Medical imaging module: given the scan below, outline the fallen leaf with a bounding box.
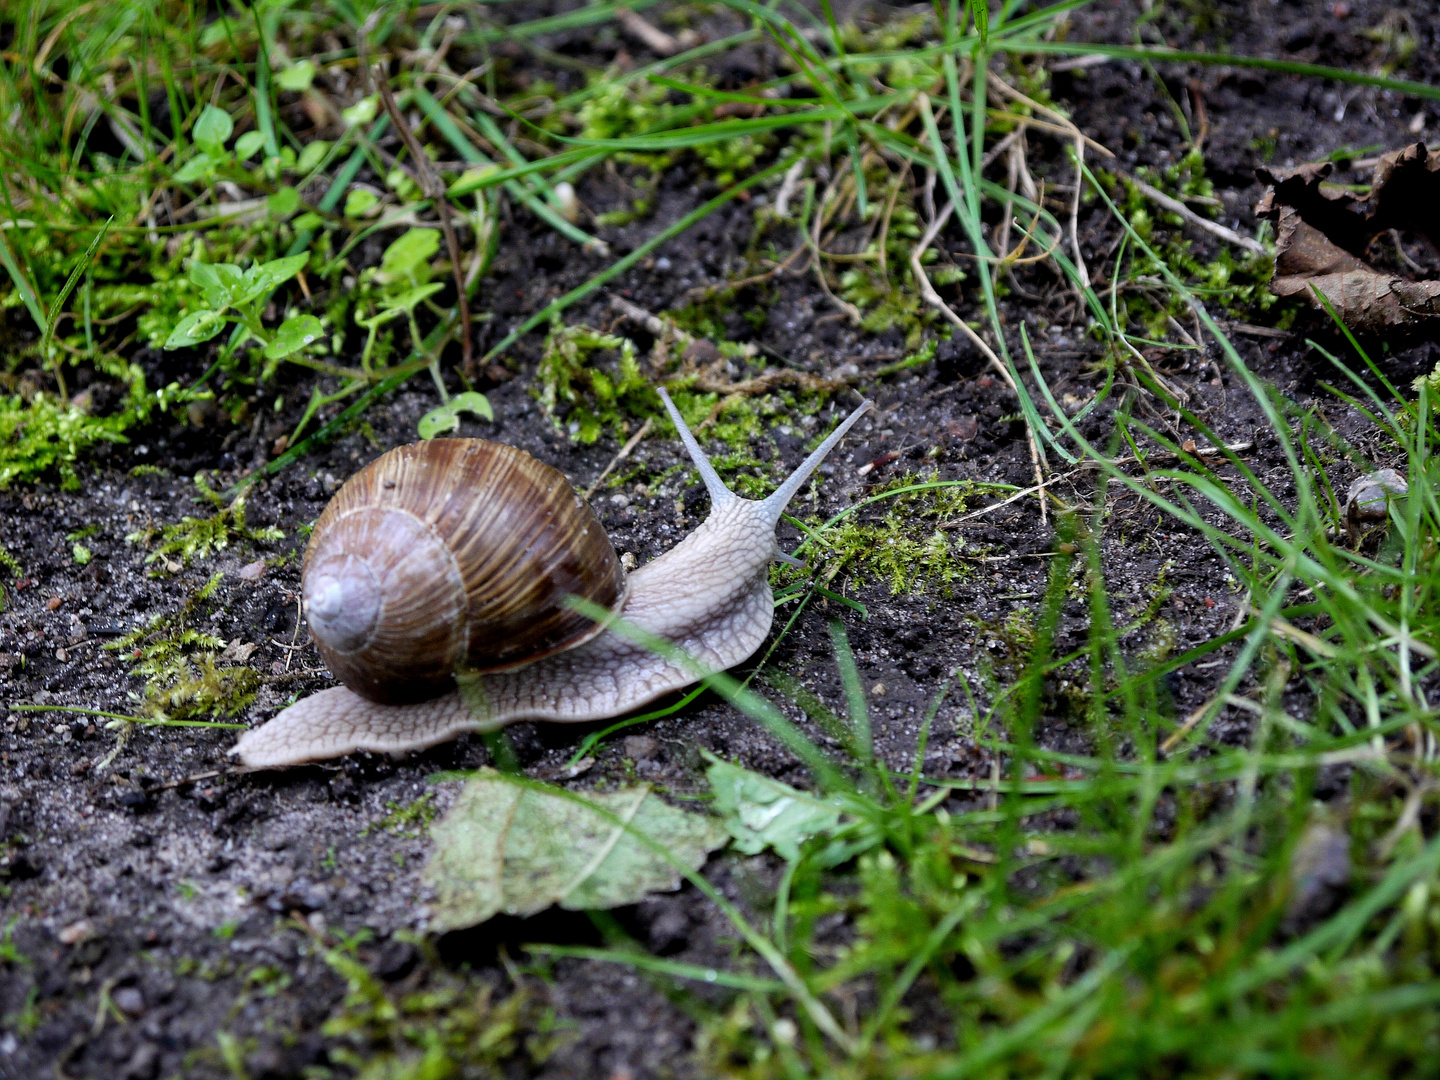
[705,755,843,862]
[425,769,727,931]
[1256,143,1440,332]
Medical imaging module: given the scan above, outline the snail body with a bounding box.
[234,389,870,768]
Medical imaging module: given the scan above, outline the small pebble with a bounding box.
[237,558,267,582]
[58,918,94,945]
[623,735,659,761]
[112,985,145,1017]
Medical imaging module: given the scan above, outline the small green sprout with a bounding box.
[162,253,323,365]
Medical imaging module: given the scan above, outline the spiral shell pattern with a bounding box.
[302,439,628,704]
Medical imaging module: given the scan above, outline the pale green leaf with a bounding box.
[296,140,331,173]
[234,131,266,161]
[192,104,233,155]
[341,94,378,128]
[188,262,243,309]
[343,188,379,219]
[706,755,842,861]
[236,254,309,305]
[377,282,444,315]
[173,152,217,183]
[380,227,441,282]
[274,59,316,92]
[418,391,493,440]
[267,186,301,220]
[164,310,227,349]
[263,314,324,360]
[450,391,493,422]
[417,407,458,441]
[426,769,728,932]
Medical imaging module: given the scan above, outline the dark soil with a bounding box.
[3,2,1438,1077]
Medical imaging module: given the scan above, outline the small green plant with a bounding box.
[0,916,28,967]
[362,794,440,838]
[0,544,19,612]
[0,390,151,491]
[108,574,261,721]
[322,943,567,1074]
[795,475,987,595]
[1,987,40,1037]
[174,104,284,185]
[127,475,282,573]
[162,253,323,365]
[1108,151,1282,339]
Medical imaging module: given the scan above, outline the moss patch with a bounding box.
[797,474,992,595]
[0,391,147,491]
[322,940,567,1075]
[107,574,260,721]
[126,475,282,573]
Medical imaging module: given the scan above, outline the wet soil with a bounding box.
[3,2,1439,1077]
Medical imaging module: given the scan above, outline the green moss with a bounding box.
[833,196,946,348]
[800,474,984,595]
[1106,151,1283,337]
[0,545,15,614]
[107,573,260,720]
[362,793,440,838]
[535,323,657,443]
[126,474,282,573]
[322,941,567,1075]
[0,390,149,490]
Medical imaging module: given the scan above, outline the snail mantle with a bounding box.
[233,389,872,768]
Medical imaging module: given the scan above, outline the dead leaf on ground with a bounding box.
[425,769,728,932]
[1256,143,1440,332]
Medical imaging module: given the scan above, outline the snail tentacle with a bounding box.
[656,387,735,508]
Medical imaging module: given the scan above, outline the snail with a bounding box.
[1344,467,1408,542]
[233,388,872,767]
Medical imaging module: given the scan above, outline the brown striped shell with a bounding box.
[301,439,628,704]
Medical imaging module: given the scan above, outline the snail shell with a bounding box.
[302,439,628,704]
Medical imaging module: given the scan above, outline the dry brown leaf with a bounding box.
[1256,143,1440,332]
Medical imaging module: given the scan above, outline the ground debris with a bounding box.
[1256,143,1440,331]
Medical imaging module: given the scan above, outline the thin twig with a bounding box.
[614,7,679,56]
[1119,172,1266,256]
[584,417,654,500]
[988,76,1115,158]
[808,170,864,325]
[361,20,474,375]
[1159,693,1223,754]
